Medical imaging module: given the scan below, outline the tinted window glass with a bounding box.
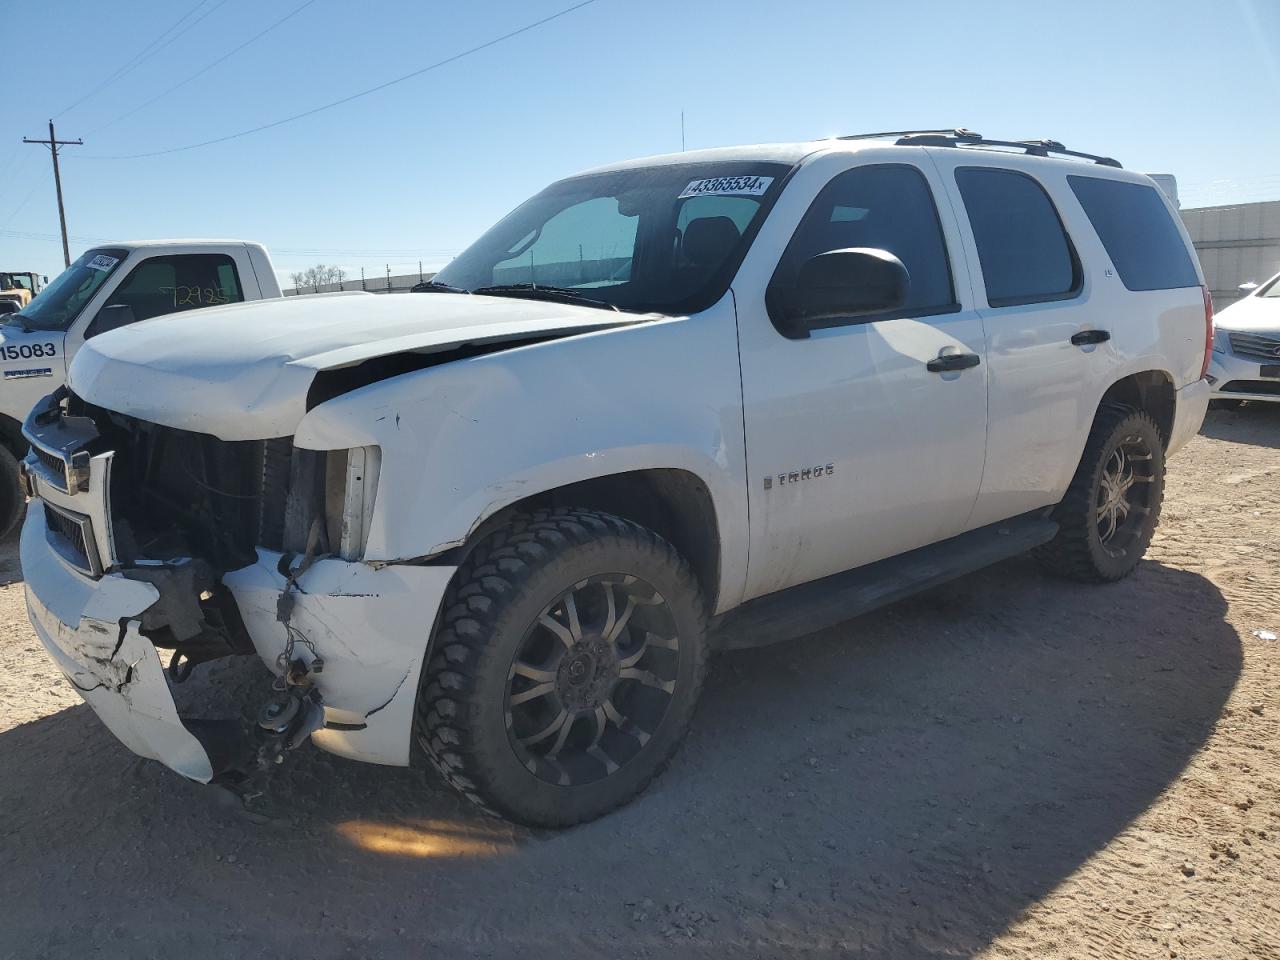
[493,196,638,287]
[99,254,244,330]
[1068,176,1199,291]
[769,164,955,328]
[956,168,1079,307]
[435,162,791,315]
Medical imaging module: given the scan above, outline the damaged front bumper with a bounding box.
[23,505,216,781]
[22,500,457,784]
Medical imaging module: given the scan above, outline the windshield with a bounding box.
[434,162,792,315]
[1,274,33,292]
[12,248,128,331]
[1260,274,1280,298]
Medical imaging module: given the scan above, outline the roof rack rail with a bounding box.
[836,128,1122,168]
[837,128,982,142]
[899,132,1122,168]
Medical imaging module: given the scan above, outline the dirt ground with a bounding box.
[2,408,1279,960]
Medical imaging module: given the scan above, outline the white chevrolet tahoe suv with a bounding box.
[20,130,1211,827]
[0,240,281,535]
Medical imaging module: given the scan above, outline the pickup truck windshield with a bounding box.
[434,161,793,315]
[11,248,128,332]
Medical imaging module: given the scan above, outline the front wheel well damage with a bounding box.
[1099,370,1176,448]
[452,468,723,613]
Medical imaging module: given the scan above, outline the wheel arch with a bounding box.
[445,468,724,614]
[1098,369,1176,448]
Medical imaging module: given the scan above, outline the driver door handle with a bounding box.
[1070,329,1111,346]
[926,352,981,373]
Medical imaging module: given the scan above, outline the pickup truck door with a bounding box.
[64,244,263,361]
[733,153,989,601]
[0,327,67,419]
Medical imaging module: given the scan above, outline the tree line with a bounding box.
[289,264,347,292]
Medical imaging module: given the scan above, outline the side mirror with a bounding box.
[1238,281,1260,296]
[771,248,910,335]
[87,303,137,338]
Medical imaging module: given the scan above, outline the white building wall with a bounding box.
[1181,200,1280,307]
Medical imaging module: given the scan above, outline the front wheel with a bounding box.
[415,508,709,827]
[1037,404,1165,582]
[0,445,26,539]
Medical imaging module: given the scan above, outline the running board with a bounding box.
[710,512,1059,651]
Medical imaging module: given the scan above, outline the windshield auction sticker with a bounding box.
[678,175,774,199]
[86,254,119,272]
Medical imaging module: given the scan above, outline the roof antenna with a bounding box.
[681,111,686,152]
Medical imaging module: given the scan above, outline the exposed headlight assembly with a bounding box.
[324,446,380,561]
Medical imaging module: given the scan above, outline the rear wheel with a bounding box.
[1037,404,1165,582]
[415,508,709,827]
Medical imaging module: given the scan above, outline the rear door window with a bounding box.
[92,254,244,335]
[1068,176,1199,291]
[955,168,1081,308]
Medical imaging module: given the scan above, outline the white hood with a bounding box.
[69,291,643,440]
[1215,294,1280,333]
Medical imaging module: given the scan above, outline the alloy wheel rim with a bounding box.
[1095,434,1156,557]
[505,574,680,787]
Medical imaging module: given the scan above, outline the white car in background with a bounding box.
[1208,271,1280,408]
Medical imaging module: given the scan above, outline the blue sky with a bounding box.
[3,0,1278,285]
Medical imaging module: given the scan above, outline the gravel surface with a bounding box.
[2,407,1279,959]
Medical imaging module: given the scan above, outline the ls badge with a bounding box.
[763,463,834,490]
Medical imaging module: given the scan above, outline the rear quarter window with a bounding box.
[1067,176,1200,291]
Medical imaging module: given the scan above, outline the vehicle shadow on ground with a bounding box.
[1200,403,1280,448]
[0,557,1238,959]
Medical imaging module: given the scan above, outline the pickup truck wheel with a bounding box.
[415,508,709,827]
[1037,404,1165,582]
[0,445,25,539]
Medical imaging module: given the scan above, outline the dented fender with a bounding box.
[221,550,456,766]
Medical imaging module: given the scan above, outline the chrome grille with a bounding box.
[30,445,67,490]
[1228,331,1280,364]
[43,501,102,577]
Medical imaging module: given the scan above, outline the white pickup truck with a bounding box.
[20,131,1211,827]
[0,241,281,533]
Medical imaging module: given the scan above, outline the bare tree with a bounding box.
[290,265,347,293]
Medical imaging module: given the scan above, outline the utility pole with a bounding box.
[23,120,82,268]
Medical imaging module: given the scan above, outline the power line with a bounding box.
[90,0,321,135]
[55,0,231,118]
[0,171,52,228]
[272,246,459,257]
[81,0,602,160]
[0,228,109,244]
